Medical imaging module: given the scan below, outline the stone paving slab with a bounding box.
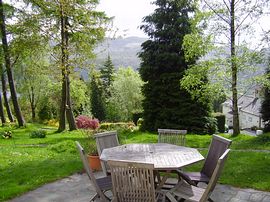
[8,172,270,202]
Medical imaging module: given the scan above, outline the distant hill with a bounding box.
[94,36,147,70]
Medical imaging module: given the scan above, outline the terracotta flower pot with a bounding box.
[87,155,102,171]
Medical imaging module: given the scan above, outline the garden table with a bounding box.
[100,143,204,190]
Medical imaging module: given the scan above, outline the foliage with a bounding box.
[107,67,144,121]
[29,130,47,138]
[87,140,98,156]
[261,66,270,132]
[213,113,226,133]
[1,130,12,139]
[138,0,213,133]
[70,79,90,117]
[25,0,110,131]
[45,119,59,127]
[137,118,143,128]
[99,122,135,132]
[132,112,143,126]
[181,0,268,136]
[100,55,115,99]
[90,71,106,121]
[38,99,57,121]
[75,115,99,130]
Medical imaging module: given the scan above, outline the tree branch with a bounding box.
[203,0,230,25]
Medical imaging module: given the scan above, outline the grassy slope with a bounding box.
[1,125,270,201]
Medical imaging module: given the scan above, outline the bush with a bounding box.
[45,119,59,127]
[100,122,135,131]
[29,130,47,138]
[251,126,258,131]
[213,113,226,133]
[204,116,217,135]
[75,115,99,130]
[132,112,143,125]
[1,131,12,139]
[137,118,143,127]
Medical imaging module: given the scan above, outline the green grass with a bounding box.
[1,125,270,201]
[0,124,87,201]
[185,150,270,191]
[119,130,270,150]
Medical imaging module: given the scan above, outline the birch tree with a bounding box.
[181,0,267,136]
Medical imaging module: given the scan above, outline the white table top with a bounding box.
[100,143,204,170]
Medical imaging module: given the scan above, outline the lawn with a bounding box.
[1,124,270,201]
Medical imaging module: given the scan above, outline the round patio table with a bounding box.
[100,143,204,170]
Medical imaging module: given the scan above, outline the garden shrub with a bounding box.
[132,112,143,125]
[1,131,12,139]
[213,113,226,133]
[46,119,59,127]
[251,126,258,131]
[38,103,57,121]
[100,122,135,131]
[29,130,47,138]
[207,117,218,135]
[137,118,143,127]
[75,115,99,130]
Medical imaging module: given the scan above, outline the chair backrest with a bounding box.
[75,141,109,202]
[108,160,156,202]
[201,135,232,178]
[158,128,187,146]
[200,149,230,202]
[95,131,119,175]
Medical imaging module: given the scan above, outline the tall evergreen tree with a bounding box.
[90,72,106,121]
[261,63,270,132]
[139,0,213,133]
[28,0,109,132]
[100,55,115,99]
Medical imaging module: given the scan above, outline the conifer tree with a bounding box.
[139,0,213,133]
[100,55,115,99]
[261,64,270,132]
[90,72,106,121]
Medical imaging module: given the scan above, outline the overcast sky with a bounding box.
[97,0,156,38]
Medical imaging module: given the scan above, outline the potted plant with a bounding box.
[75,115,102,171]
[87,136,101,171]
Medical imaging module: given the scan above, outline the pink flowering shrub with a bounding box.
[75,115,100,130]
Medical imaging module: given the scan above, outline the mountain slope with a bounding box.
[94,36,147,70]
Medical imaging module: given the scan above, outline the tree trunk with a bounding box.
[66,75,76,130]
[58,4,68,132]
[230,0,240,136]
[1,64,14,122]
[58,3,76,132]
[0,0,25,126]
[29,86,36,122]
[0,93,5,124]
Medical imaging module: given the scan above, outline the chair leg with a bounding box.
[208,197,214,202]
[165,192,178,202]
[90,193,98,201]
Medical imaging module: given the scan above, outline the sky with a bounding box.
[97,0,156,38]
[97,0,270,48]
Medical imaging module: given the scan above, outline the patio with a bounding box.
[9,172,270,202]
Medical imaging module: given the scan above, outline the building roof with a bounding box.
[223,94,262,117]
